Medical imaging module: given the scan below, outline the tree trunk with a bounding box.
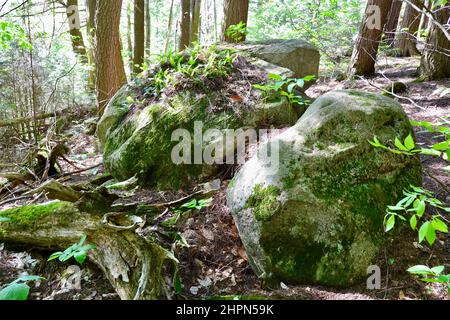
[222,0,249,43]
[164,0,175,53]
[384,0,403,46]
[66,0,88,64]
[396,0,422,57]
[95,0,127,116]
[419,5,450,80]
[347,0,391,76]
[0,202,175,300]
[145,0,151,57]
[190,0,201,43]
[179,0,191,50]
[134,0,145,74]
[85,0,97,90]
[127,2,134,74]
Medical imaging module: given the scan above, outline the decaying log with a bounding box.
[0,201,176,300]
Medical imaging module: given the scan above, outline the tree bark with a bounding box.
[396,0,422,56]
[85,0,97,90]
[164,0,175,53]
[190,0,201,43]
[222,0,249,43]
[127,2,134,74]
[179,0,191,50]
[66,0,88,64]
[384,0,403,46]
[145,0,151,57]
[347,0,391,76]
[95,0,127,116]
[419,5,450,80]
[134,0,145,74]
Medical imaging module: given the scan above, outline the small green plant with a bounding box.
[161,198,213,228]
[407,265,450,296]
[225,22,248,42]
[0,275,44,300]
[48,235,96,265]
[253,73,314,107]
[383,186,449,245]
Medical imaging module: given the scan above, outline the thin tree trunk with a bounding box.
[145,0,151,57]
[86,0,97,91]
[66,0,88,64]
[95,0,127,116]
[384,0,403,46]
[396,0,422,57]
[164,0,175,53]
[179,0,191,50]
[419,5,450,80]
[190,0,201,43]
[134,0,145,73]
[222,0,249,43]
[127,2,134,74]
[347,0,391,76]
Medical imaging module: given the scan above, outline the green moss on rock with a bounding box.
[245,184,282,221]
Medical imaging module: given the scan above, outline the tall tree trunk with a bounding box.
[145,0,151,57]
[384,0,403,46]
[419,5,450,80]
[86,0,97,90]
[127,3,134,74]
[66,0,88,64]
[164,0,175,53]
[95,0,127,117]
[134,0,145,74]
[222,0,249,43]
[347,0,391,77]
[179,0,191,50]
[396,0,422,57]
[190,0,201,43]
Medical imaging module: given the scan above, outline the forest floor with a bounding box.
[0,57,449,300]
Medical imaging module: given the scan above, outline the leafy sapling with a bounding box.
[407,265,450,296]
[48,235,96,265]
[0,275,44,300]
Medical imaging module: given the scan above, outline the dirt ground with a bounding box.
[0,57,449,300]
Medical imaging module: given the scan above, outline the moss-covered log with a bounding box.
[0,201,176,300]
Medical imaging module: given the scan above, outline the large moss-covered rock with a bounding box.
[227,90,422,287]
[97,57,301,189]
[233,39,320,80]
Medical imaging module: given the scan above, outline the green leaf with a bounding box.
[268,73,283,81]
[395,138,408,151]
[287,82,296,93]
[431,218,448,233]
[415,200,426,217]
[425,223,436,246]
[12,275,44,284]
[0,217,10,222]
[74,250,87,265]
[410,215,417,230]
[47,252,63,261]
[407,265,433,275]
[385,214,395,232]
[430,266,445,275]
[0,283,30,300]
[420,148,442,157]
[418,221,429,243]
[432,140,449,151]
[404,134,415,151]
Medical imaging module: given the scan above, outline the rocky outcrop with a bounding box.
[227,90,422,287]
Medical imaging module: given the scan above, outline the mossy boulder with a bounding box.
[97,56,302,189]
[227,90,422,287]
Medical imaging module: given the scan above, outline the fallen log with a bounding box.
[0,112,62,128]
[0,201,177,300]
